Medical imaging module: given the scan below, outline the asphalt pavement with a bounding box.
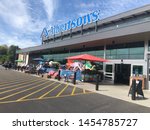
[0,66,150,113]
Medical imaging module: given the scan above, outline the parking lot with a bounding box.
[0,69,92,104]
[0,66,150,113]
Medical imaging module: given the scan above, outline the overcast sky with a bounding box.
[0,0,150,48]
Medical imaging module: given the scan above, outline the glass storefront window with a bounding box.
[129,47,144,59]
[129,54,144,59]
[106,41,144,59]
[117,54,129,59]
[132,65,143,75]
[129,47,144,54]
[116,48,129,59]
[106,64,113,73]
[43,49,104,62]
[117,48,128,55]
[111,49,117,55]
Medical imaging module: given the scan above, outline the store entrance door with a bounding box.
[114,64,131,85]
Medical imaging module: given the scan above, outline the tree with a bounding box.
[0,45,20,64]
[0,45,8,55]
[0,45,8,64]
[0,55,8,64]
[8,45,19,63]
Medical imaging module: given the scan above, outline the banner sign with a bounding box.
[42,10,100,38]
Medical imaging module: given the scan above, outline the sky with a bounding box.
[0,0,150,49]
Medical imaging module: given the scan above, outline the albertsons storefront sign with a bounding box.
[42,10,100,37]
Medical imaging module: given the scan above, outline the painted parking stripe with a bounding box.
[0,78,44,93]
[0,80,51,100]
[0,79,45,98]
[56,84,69,97]
[0,78,28,85]
[0,78,41,90]
[71,86,76,95]
[0,92,94,104]
[0,78,37,86]
[0,73,33,84]
[83,89,86,94]
[38,83,62,99]
[0,84,94,104]
[17,81,56,101]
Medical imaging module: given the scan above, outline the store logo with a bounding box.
[42,10,100,37]
[41,28,48,38]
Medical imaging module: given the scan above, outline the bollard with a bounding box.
[96,74,99,91]
[58,70,61,81]
[73,71,76,85]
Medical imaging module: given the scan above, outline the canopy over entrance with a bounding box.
[66,54,108,62]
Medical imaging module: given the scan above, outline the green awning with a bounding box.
[15,59,24,62]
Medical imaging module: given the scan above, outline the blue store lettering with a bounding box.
[42,10,100,37]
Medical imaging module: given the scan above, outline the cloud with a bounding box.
[0,0,54,48]
[0,32,39,48]
[0,0,30,30]
[80,3,97,8]
[0,0,48,32]
[76,0,150,19]
[78,11,93,17]
[101,0,150,16]
[42,0,57,21]
[76,2,99,17]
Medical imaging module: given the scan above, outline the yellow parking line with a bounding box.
[0,74,34,84]
[83,89,86,94]
[0,80,50,100]
[38,83,62,99]
[0,79,23,85]
[34,92,94,101]
[0,92,94,104]
[56,84,68,97]
[71,86,76,95]
[0,78,34,86]
[0,79,44,94]
[17,81,56,101]
[0,78,40,90]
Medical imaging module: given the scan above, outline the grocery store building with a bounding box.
[16,4,150,89]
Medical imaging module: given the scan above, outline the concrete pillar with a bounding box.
[144,40,149,89]
[25,53,29,65]
[17,54,24,66]
[103,44,106,80]
[103,44,106,59]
